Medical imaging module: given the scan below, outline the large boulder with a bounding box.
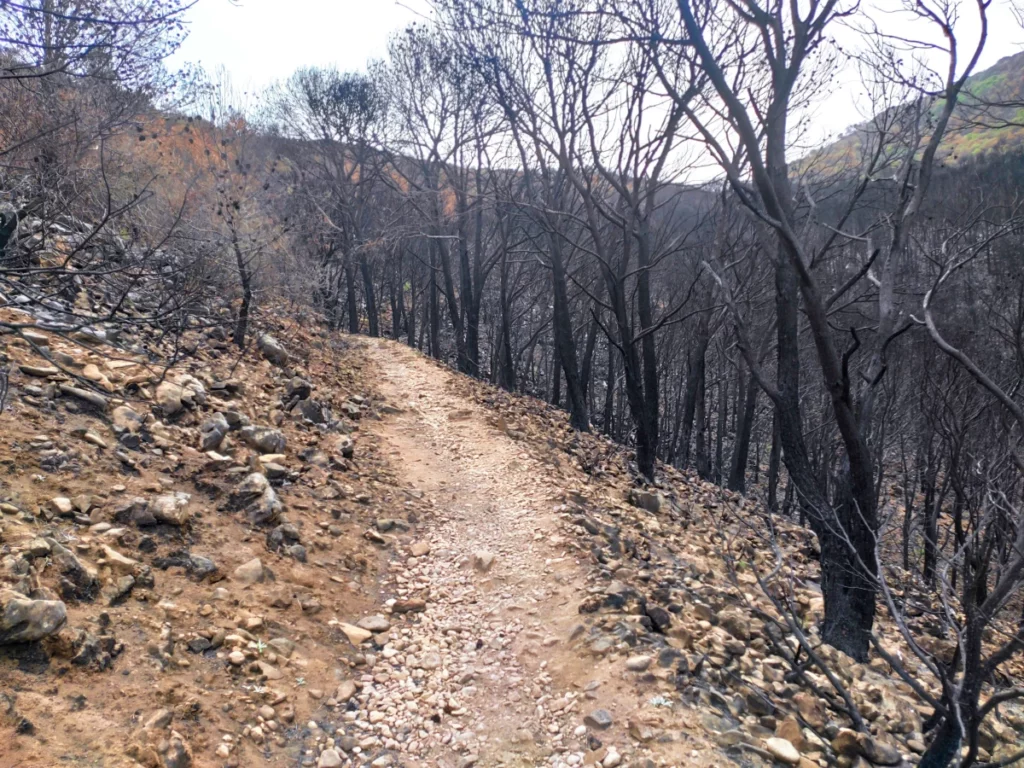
[112,405,144,434]
[299,399,331,425]
[199,413,230,451]
[258,334,289,367]
[239,426,287,454]
[233,558,268,586]
[231,472,283,526]
[0,589,67,644]
[148,493,191,526]
[155,376,207,416]
[47,539,99,602]
[155,381,184,415]
[286,377,312,400]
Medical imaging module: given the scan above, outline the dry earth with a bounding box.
[0,323,719,768]
[356,338,720,768]
[2,322,1022,768]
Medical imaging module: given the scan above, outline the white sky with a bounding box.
[170,0,435,95]
[170,0,1024,147]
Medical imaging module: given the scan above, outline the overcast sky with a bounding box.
[169,0,1024,147]
[170,0,434,94]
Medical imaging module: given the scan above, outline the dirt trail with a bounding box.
[355,338,715,768]
[361,338,592,767]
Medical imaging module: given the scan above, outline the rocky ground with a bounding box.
[1,300,1023,768]
[0,311,394,768]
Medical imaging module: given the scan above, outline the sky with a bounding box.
[169,0,434,94]
[169,0,1024,147]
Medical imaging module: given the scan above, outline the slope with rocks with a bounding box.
[0,308,405,768]
[360,343,1024,768]
[2,301,1023,768]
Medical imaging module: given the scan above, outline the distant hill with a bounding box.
[803,50,1024,173]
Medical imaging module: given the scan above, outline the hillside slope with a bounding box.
[805,50,1024,171]
[1,309,1023,767]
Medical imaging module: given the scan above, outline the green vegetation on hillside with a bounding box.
[804,50,1024,171]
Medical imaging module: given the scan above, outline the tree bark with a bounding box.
[695,368,711,480]
[548,233,589,431]
[603,340,616,436]
[728,367,759,493]
[345,258,359,334]
[498,249,516,390]
[680,307,711,469]
[232,237,252,349]
[767,407,782,512]
[715,375,726,485]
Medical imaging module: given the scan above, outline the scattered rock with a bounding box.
[156,380,185,415]
[239,426,287,454]
[199,413,230,451]
[232,472,283,526]
[356,615,391,633]
[112,405,144,433]
[49,497,74,516]
[59,384,108,410]
[776,716,808,752]
[585,709,613,730]
[765,737,801,765]
[257,334,289,367]
[627,488,662,513]
[338,623,373,646]
[335,680,357,702]
[625,655,652,672]
[20,364,58,378]
[392,598,427,614]
[472,550,495,573]
[48,540,99,601]
[148,493,191,526]
[410,541,431,557]
[0,590,67,644]
[233,558,268,586]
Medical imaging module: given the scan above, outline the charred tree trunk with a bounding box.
[680,308,711,469]
[715,376,726,485]
[498,260,516,391]
[428,252,441,359]
[603,341,616,436]
[360,252,379,336]
[345,259,359,334]
[551,342,562,407]
[548,235,589,432]
[403,266,411,348]
[580,314,599,404]
[728,368,759,493]
[767,407,782,512]
[231,236,252,349]
[695,369,711,480]
[635,230,660,481]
